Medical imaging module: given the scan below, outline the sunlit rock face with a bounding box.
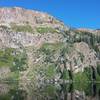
[0,7,66,29]
[0,7,99,82]
[0,7,52,24]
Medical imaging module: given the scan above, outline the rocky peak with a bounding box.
[0,7,65,29]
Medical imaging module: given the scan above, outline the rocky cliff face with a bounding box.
[0,7,66,47]
[0,7,100,82]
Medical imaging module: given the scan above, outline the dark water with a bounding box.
[0,81,100,100]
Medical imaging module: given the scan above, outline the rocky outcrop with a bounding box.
[0,7,99,81]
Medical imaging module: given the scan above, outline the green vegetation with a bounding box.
[39,42,64,54]
[97,63,100,76]
[45,64,57,79]
[36,27,58,34]
[38,43,74,80]
[62,29,100,59]
[11,23,33,33]
[74,72,90,82]
[5,71,19,81]
[0,48,27,71]
[45,84,56,96]
[0,94,11,100]
[84,67,91,79]
[96,64,100,81]
[74,68,91,82]
[11,52,27,72]
[8,89,27,100]
[0,48,27,80]
[96,74,100,81]
[61,69,69,80]
[74,67,100,82]
[74,82,92,95]
[30,63,57,80]
[0,48,15,67]
[0,88,27,100]
[73,31,100,54]
[39,43,64,63]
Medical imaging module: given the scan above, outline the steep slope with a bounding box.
[0,7,99,82]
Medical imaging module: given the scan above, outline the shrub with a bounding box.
[0,48,14,67]
[11,23,33,33]
[36,27,57,34]
[45,64,56,79]
[11,52,27,72]
[97,64,100,76]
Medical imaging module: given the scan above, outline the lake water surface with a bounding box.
[0,81,100,100]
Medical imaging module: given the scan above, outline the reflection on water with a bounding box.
[0,81,100,100]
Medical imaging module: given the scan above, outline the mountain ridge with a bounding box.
[0,7,99,83]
